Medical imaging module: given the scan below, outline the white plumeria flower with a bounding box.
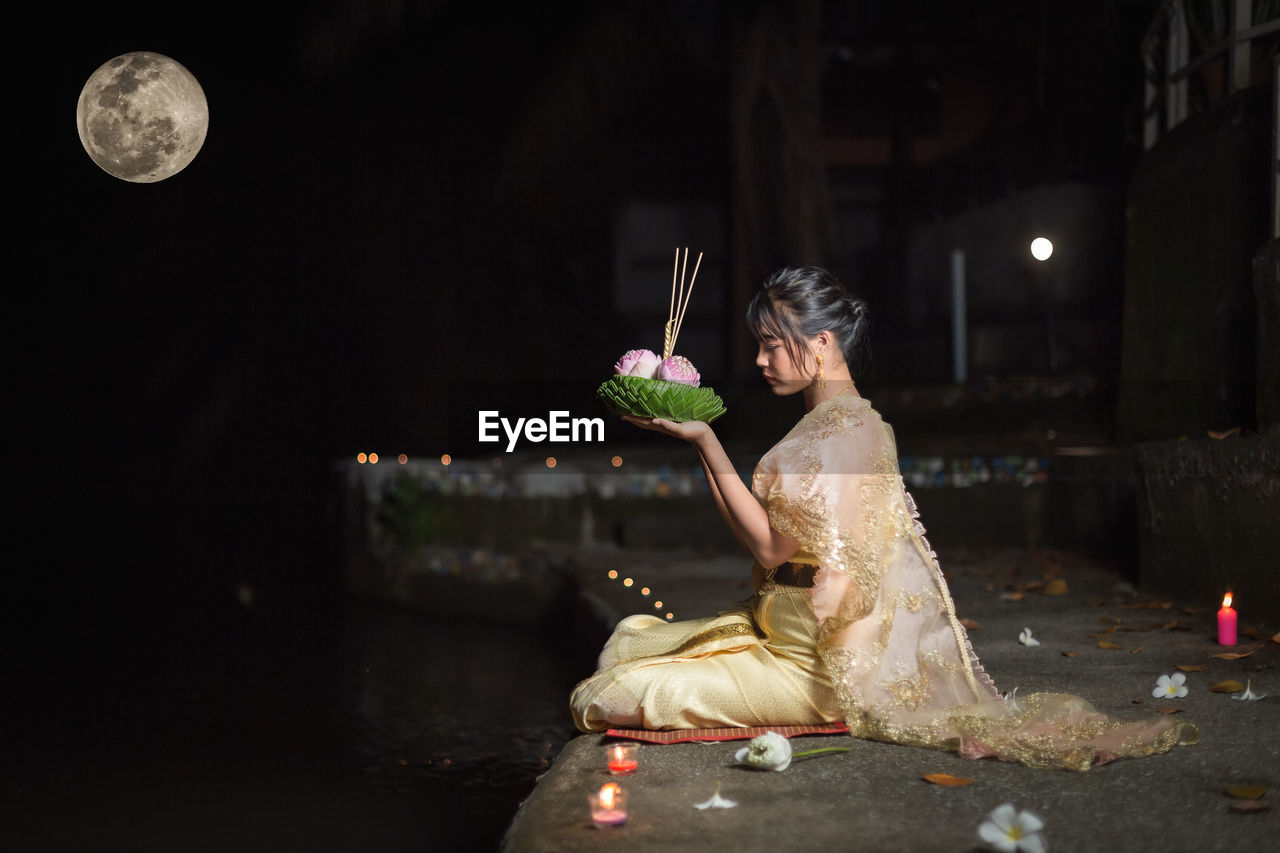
[694,782,737,810]
[978,803,1046,853]
[1003,686,1021,713]
[1153,673,1188,699]
[1018,628,1040,647]
[1231,680,1266,701]
[735,731,792,771]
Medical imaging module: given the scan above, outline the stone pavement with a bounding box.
[504,544,1279,852]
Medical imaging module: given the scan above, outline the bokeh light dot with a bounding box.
[623,578,633,587]
[607,570,618,580]
[441,454,452,466]
[611,456,623,467]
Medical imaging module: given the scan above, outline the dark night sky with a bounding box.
[15,1,1161,627]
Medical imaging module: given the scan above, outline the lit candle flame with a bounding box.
[600,782,619,809]
[1222,592,1233,608]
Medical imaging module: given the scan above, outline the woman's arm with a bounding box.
[693,447,751,552]
[621,416,801,568]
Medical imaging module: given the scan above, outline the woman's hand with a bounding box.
[620,414,712,444]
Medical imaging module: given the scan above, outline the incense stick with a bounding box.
[672,251,702,352]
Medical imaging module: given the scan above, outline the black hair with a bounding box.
[745,266,870,377]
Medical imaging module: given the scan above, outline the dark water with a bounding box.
[8,589,591,853]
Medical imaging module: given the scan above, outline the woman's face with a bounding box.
[755,334,814,396]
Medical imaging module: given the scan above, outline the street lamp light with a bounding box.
[1030,236,1056,372]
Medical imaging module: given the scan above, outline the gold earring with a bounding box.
[815,353,826,389]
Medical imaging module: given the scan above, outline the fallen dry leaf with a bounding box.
[1207,427,1240,439]
[1001,591,1024,602]
[1240,626,1266,640]
[1041,579,1068,596]
[1180,606,1204,615]
[1130,646,1143,654]
[1228,800,1270,814]
[1061,651,1078,658]
[1131,698,1145,704]
[959,618,981,631]
[1225,785,1266,799]
[1176,664,1208,672]
[1085,598,1105,607]
[1097,641,1124,650]
[923,773,975,786]
[1155,707,1184,714]
[1094,625,1119,636]
[1211,652,1254,660]
[1210,680,1247,693]
[1097,615,1120,624]
[1273,631,1280,644]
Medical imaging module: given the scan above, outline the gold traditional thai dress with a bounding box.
[570,394,1198,770]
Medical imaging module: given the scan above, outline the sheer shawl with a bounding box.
[751,394,1198,771]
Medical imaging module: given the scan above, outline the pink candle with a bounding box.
[607,743,638,775]
[1217,592,1237,646]
[589,783,628,827]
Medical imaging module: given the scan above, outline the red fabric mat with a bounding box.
[603,722,849,744]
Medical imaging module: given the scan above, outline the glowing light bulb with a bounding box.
[1030,237,1053,261]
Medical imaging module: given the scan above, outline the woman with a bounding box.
[571,266,1196,770]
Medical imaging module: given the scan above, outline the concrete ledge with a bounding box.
[503,548,1278,852]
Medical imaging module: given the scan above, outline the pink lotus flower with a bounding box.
[614,349,660,378]
[657,355,700,386]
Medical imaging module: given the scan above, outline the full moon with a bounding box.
[76,51,209,183]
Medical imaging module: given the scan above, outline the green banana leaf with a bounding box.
[596,375,726,423]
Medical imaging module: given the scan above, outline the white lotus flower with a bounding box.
[735,731,791,771]
[694,782,737,810]
[978,803,1046,853]
[1153,673,1188,699]
[1018,628,1040,647]
[1231,680,1265,701]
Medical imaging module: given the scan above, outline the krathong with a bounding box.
[597,248,726,423]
